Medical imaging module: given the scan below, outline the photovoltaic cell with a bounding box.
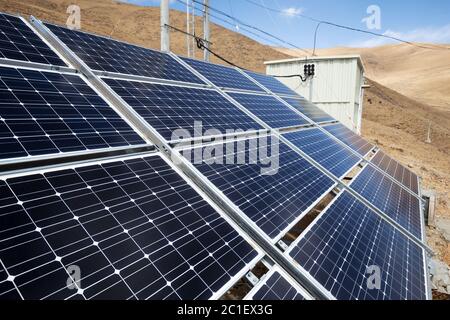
[0,155,259,300]
[183,136,336,240]
[103,78,263,141]
[282,96,335,123]
[323,123,373,156]
[44,23,204,84]
[246,269,305,300]
[0,66,145,160]
[350,165,423,240]
[283,128,361,178]
[371,151,419,195]
[289,191,427,300]
[227,92,308,129]
[181,57,265,92]
[244,70,297,96]
[0,13,66,67]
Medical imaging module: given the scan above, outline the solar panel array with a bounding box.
[0,155,260,300]
[283,128,360,178]
[44,23,204,85]
[244,70,297,96]
[181,57,265,92]
[0,14,429,301]
[0,13,66,67]
[323,123,373,156]
[350,165,423,240]
[246,268,305,300]
[0,66,145,160]
[282,96,335,123]
[182,136,336,240]
[103,78,263,141]
[371,150,419,195]
[289,191,426,300]
[227,92,308,129]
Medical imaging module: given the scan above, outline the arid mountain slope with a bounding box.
[0,0,289,72]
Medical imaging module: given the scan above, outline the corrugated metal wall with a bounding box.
[266,57,363,133]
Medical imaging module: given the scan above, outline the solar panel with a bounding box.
[227,92,309,129]
[245,268,306,300]
[0,154,260,300]
[183,136,336,240]
[181,57,265,92]
[371,151,419,195]
[288,191,427,300]
[44,23,204,85]
[350,165,423,240]
[0,13,66,67]
[0,66,145,161]
[282,96,335,123]
[103,78,263,141]
[323,123,373,156]
[283,128,361,178]
[244,70,297,96]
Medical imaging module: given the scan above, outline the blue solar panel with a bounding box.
[371,151,419,195]
[103,78,263,141]
[282,96,335,123]
[183,136,335,240]
[181,57,265,92]
[0,13,66,67]
[0,66,145,160]
[289,191,427,300]
[247,269,305,300]
[283,128,361,178]
[244,70,297,96]
[44,23,204,85]
[323,123,373,156]
[350,165,423,240]
[227,92,309,129]
[0,155,260,300]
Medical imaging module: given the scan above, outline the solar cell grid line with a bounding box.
[0,154,261,300]
[371,150,419,195]
[283,128,361,179]
[0,13,67,67]
[227,92,309,129]
[102,77,264,141]
[323,123,373,156]
[43,23,204,85]
[0,66,147,161]
[245,267,307,300]
[349,164,423,240]
[180,57,265,92]
[288,191,428,300]
[243,70,298,97]
[281,96,335,123]
[182,135,336,241]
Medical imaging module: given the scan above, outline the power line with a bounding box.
[244,0,450,51]
[190,0,311,55]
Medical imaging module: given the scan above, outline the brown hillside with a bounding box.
[0,0,289,72]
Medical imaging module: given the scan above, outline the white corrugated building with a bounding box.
[265,55,366,134]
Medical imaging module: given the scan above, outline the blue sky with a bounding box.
[122,0,450,49]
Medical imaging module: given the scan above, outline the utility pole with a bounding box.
[161,0,170,52]
[203,0,210,61]
[186,0,195,57]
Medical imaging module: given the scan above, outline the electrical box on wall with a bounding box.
[265,55,366,134]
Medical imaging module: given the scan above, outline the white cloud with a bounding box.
[281,7,304,17]
[350,24,450,47]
